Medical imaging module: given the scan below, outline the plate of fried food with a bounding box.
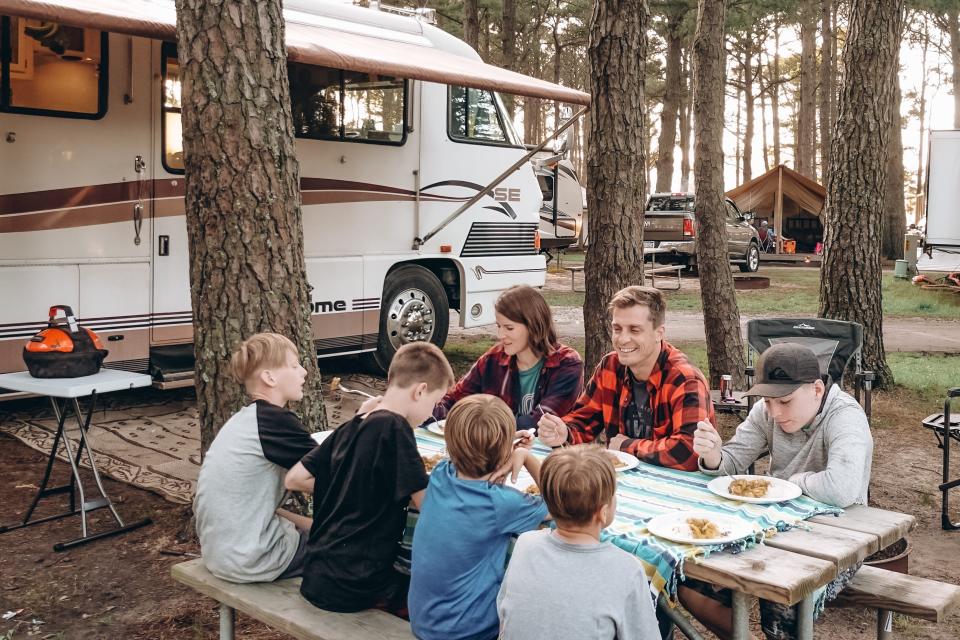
[707,474,802,504]
[646,510,758,545]
[421,453,446,473]
[607,450,640,473]
[426,420,446,437]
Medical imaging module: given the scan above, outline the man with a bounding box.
[538,285,712,471]
[684,342,873,640]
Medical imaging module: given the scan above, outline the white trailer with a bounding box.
[925,130,960,250]
[0,0,589,384]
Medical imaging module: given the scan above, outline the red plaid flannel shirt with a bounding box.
[562,341,713,471]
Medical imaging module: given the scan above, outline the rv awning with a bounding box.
[0,0,591,106]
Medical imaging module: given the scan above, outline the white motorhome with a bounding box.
[533,151,583,252]
[924,130,960,251]
[0,0,589,384]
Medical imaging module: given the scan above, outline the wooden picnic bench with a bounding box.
[171,559,414,640]
[563,263,682,292]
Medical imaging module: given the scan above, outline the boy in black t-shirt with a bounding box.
[285,342,455,615]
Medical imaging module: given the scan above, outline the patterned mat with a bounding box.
[0,373,386,504]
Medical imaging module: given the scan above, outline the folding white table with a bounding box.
[0,369,153,551]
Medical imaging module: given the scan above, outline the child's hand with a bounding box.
[357,395,382,416]
[513,429,535,450]
[490,448,529,485]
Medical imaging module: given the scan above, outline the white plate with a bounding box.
[427,420,445,437]
[646,510,758,546]
[310,430,333,445]
[707,475,802,504]
[505,469,538,494]
[608,450,640,472]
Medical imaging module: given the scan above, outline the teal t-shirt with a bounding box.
[517,358,545,417]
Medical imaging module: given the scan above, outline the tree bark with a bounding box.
[174,0,327,454]
[949,10,960,129]
[734,58,743,186]
[915,19,929,205]
[693,0,746,387]
[760,51,770,171]
[679,51,693,191]
[883,71,906,261]
[583,0,649,372]
[772,29,782,167]
[819,0,903,389]
[819,0,834,177]
[798,0,818,179]
[501,0,517,117]
[742,45,754,183]
[463,0,480,50]
[655,13,683,192]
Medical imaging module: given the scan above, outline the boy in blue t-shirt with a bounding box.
[409,394,548,640]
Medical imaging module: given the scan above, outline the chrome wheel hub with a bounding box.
[385,288,436,350]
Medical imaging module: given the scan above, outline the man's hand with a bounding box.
[357,395,382,416]
[607,434,630,451]
[490,448,530,485]
[693,420,723,469]
[537,413,568,447]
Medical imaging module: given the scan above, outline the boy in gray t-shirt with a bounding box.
[497,447,660,640]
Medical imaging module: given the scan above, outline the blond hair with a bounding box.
[230,333,298,384]
[540,446,616,526]
[445,395,515,478]
[608,285,666,328]
[495,285,558,358]
[387,342,455,392]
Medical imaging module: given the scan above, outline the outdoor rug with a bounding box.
[0,373,386,504]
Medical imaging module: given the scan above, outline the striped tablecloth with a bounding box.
[406,428,842,598]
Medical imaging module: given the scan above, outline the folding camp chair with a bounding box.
[921,388,960,530]
[745,318,875,424]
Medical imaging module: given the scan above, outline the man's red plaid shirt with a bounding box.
[561,341,714,471]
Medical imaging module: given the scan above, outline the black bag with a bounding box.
[23,305,109,378]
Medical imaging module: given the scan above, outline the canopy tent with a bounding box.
[726,164,826,253]
[0,0,591,106]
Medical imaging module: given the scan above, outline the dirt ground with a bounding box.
[1,382,959,639]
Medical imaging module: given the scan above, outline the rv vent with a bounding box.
[461,222,539,258]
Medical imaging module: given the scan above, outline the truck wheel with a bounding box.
[740,243,760,273]
[363,265,450,375]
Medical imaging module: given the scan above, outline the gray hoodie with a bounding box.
[699,385,872,507]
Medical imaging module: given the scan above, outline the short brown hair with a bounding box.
[444,395,514,478]
[540,446,616,526]
[230,333,298,384]
[495,285,558,358]
[608,285,666,328]
[387,342,455,392]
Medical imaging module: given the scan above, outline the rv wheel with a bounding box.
[363,265,450,375]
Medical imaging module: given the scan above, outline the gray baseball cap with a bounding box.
[745,343,822,398]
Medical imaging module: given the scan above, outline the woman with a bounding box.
[432,285,583,430]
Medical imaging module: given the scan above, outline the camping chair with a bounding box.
[921,388,960,530]
[745,317,875,423]
[758,227,776,253]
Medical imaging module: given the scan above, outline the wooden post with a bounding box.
[775,165,784,253]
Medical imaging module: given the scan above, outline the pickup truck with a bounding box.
[643,192,761,273]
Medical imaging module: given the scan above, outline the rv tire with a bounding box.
[363,264,450,375]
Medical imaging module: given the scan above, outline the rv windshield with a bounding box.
[448,86,518,146]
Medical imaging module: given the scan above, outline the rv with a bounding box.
[533,151,584,252]
[0,0,589,384]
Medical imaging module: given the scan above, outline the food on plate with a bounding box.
[728,478,771,498]
[607,453,627,469]
[686,518,721,540]
[524,484,541,496]
[421,453,444,472]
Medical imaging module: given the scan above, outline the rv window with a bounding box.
[448,86,509,144]
[289,63,406,145]
[161,46,183,172]
[0,17,107,118]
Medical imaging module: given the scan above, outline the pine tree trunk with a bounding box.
[819,0,903,389]
[734,61,742,186]
[798,0,817,179]
[501,0,517,117]
[174,0,328,454]
[693,0,746,387]
[915,21,929,202]
[655,14,683,192]
[583,0,649,372]
[950,10,960,129]
[883,72,906,261]
[742,45,754,183]
[464,0,480,50]
[760,54,770,171]
[772,30,782,167]
[679,51,693,191]
[819,0,833,177]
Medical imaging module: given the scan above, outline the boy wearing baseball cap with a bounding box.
[684,342,873,639]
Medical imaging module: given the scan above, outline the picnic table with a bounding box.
[409,428,915,640]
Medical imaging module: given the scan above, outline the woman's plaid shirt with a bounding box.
[562,341,714,471]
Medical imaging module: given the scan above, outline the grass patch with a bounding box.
[542,266,960,319]
[888,352,960,400]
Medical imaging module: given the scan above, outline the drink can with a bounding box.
[720,374,732,400]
